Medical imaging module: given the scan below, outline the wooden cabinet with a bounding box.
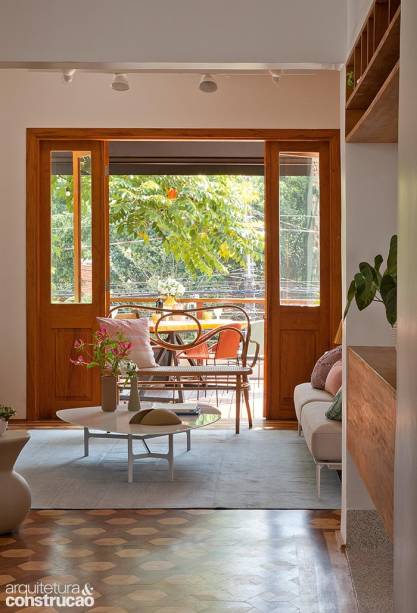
[345,0,400,142]
[348,346,396,538]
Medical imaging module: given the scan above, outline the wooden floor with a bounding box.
[0,509,357,612]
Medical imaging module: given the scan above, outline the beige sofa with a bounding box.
[294,382,342,497]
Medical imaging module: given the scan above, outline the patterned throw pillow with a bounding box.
[311,346,342,390]
[96,317,157,368]
[326,388,342,421]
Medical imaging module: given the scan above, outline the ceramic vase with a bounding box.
[101,374,118,412]
[128,374,141,412]
[0,419,7,436]
[163,295,177,310]
[0,432,31,534]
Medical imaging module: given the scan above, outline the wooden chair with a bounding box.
[108,304,259,433]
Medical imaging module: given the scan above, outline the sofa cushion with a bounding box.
[301,402,342,462]
[326,388,342,421]
[311,346,342,389]
[325,360,343,395]
[96,317,157,368]
[294,383,333,422]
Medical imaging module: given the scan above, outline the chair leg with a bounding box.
[316,463,322,498]
[235,376,241,434]
[242,376,253,429]
[298,422,302,436]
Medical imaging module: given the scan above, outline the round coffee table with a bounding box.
[56,404,220,483]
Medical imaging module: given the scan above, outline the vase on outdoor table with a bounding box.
[163,295,177,310]
[101,374,118,412]
[128,374,141,412]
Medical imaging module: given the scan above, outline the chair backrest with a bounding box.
[106,303,252,366]
[249,320,265,354]
[214,324,242,360]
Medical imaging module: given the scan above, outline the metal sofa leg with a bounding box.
[316,463,322,498]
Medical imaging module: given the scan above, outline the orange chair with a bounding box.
[178,324,243,404]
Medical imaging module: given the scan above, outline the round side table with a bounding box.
[0,431,31,534]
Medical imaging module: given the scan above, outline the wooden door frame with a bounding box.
[27,128,340,421]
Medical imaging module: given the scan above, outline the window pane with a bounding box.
[279,153,320,306]
[50,151,92,303]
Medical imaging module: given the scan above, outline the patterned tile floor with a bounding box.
[0,509,357,612]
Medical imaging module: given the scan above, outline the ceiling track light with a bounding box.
[62,69,76,83]
[199,73,218,93]
[112,73,130,92]
[270,71,282,86]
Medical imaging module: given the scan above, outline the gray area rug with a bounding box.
[16,428,340,509]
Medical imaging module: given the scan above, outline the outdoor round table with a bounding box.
[56,404,221,483]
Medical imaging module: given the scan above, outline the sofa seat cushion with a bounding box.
[301,402,342,462]
[294,383,333,422]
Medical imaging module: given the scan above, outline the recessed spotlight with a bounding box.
[199,74,218,93]
[62,69,76,84]
[112,73,130,92]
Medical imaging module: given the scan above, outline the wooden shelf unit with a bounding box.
[345,0,400,142]
[348,347,396,538]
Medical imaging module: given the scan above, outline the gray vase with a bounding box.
[101,374,118,412]
[128,374,141,412]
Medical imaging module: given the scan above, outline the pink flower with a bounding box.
[95,327,109,343]
[70,355,89,366]
[73,339,85,350]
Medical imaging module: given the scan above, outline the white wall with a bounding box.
[394,0,417,609]
[0,69,339,418]
[340,0,398,541]
[0,0,346,66]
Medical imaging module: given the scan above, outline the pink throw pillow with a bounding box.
[311,345,342,390]
[325,360,343,395]
[97,317,157,369]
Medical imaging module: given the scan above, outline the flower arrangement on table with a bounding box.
[0,405,16,435]
[149,277,185,308]
[71,327,132,412]
[71,327,132,375]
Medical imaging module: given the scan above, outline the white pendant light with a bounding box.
[112,73,130,92]
[199,74,218,93]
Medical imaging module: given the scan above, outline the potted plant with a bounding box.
[344,234,397,327]
[71,327,132,412]
[0,406,16,435]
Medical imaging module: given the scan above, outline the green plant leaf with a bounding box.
[386,234,397,278]
[354,271,377,311]
[359,261,379,286]
[380,274,397,326]
[374,254,383,272]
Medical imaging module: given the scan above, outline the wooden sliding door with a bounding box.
[32,140,108,419]
[264,140,340,420]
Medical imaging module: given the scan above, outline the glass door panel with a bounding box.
[279,152,320,306]
[50,151,92,303]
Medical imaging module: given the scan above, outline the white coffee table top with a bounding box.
[56,404,221,437]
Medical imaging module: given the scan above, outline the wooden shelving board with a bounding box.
[346,62,399,143]
[346,7,400,111]
[348,346,396,538]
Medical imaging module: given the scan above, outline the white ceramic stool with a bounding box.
[0,431,31,534]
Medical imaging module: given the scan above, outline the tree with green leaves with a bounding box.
[109,174,264,279]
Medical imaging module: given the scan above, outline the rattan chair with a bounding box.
[108,304,259,434]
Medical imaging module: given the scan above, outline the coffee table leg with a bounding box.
[186,430,191,451]
[168,434,174,481]
[83,428,89,457]
[128,435,133,483]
